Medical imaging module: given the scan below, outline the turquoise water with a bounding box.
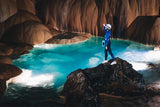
[11,37,160,89]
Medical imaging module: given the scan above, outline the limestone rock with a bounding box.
[63,58,146,106]
[126,16,160,45]
[36,0,159,38]
[46,32,92,44]
[1,21,52,45]
[0,56,12,64]
[0,10,41,39]
[7,42,33,59]
[0,0,17,23]
[17,0,36,15]
[0,63,22,80]
[0,43,13,56]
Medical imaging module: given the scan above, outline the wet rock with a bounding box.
[62,58,146,106]
[1,21,52,45]
[0,0,17,23]
[126,16,160,45]
[0,56,12,64]
[46,32,92,44]
[0,43,13,56]
[6,42,33,59]
[0,63,22,80]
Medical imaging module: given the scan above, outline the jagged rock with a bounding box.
[126,16,160,45]
[0,63,22,80]
[0,0,17,23]
[0,10,41,39]
[17,0,36,15]
[62,58,146,106]
[0,56,12,64]
[1,21,52,45]
[0,43,13,56]
[46,32,92,44]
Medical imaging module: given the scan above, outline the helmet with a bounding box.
[105,24,111,30]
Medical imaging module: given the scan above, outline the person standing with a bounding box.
[103,24,116,65]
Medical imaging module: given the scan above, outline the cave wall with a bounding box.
[36,0,159,38]
[0,0,159,45]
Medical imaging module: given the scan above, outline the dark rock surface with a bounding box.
[62,58,146,106]
[126,16,160,45]
[0,56,12,64]
[0,63,22,96]
[0,43,13,56]
[0,63,22,80]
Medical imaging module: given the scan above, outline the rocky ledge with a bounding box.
[62,58,146,106]
[46,32,92,44]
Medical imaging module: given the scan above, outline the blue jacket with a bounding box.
[104,26,111,46]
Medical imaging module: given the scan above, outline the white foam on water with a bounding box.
[130,62,149,71]
[7,69,54,87]
[88,57,100,66]
[34,44,59,49]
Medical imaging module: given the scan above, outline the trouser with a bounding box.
[105,42,115,61]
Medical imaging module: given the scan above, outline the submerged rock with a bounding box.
[62,58,146,106]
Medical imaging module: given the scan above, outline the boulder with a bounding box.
[0,56,12,64]
[0,10,41,39]
[1,21,52,45]
[46,32,92,44]
[62,58,146,106]
[0,0,17,23]
[0,43,13,56]
[0,63,22,80]
[126,16,160,45]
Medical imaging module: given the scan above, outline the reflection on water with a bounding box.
[2,37,160,104]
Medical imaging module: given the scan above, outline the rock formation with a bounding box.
[126,16,160,45]
[0,43,13,56]
[0,63,22,96]
[0,0,159,45]
[0,0,17,23]
[36,0,159,39]
[62,58,146,106]
[1,21,52,45]
[0,56,12,64]
[0,10,41,39]
[46,32,92,44]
